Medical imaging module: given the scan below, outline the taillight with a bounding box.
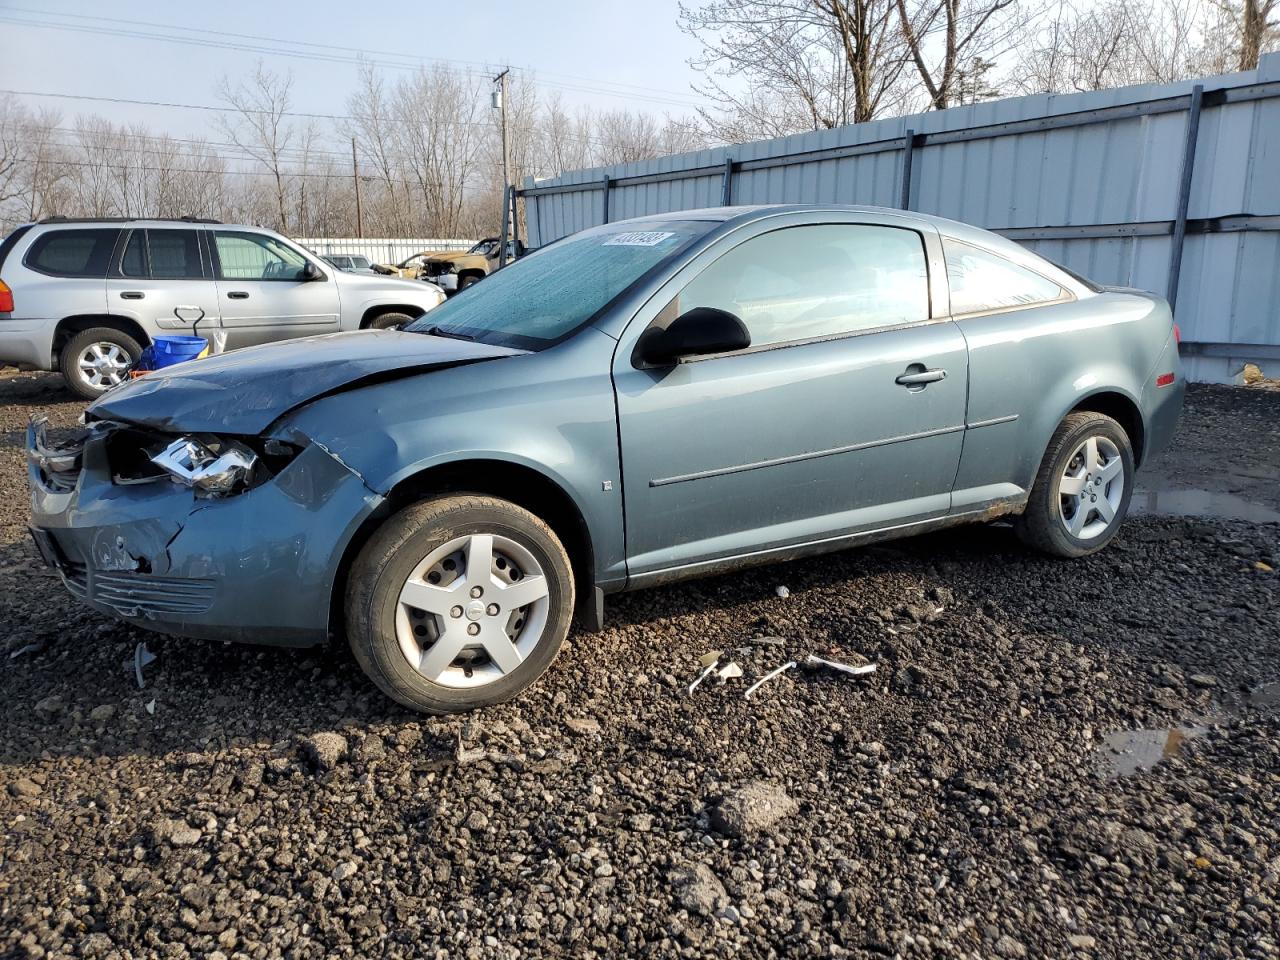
[0,279,12,314]
[1173,323,1181,344]
[1156,372,1176,387]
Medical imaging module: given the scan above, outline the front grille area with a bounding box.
[60,564,215,618]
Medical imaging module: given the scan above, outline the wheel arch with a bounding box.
[1068,389,1147,466]
[359,304,427,329]
[329,457,596,639]
[53,314,151,363]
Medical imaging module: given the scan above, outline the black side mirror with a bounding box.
[636,306,751,368]
[300,261,324,282]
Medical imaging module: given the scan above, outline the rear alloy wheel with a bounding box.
[346,495,574,713]
[1016,411,1134,557]
[60,327,143,400]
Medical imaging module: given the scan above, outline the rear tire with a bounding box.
[457,275,479,291]
[345,495,574,713]
[1016,411,1134,557]
[59,327,143,400]
[368,311,416,331]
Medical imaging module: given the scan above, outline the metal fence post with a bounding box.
[1167,85,1204,311]
[721,156,734,206]
[899,129,916,210]
[602,176,611,224]
[498,185,512,269]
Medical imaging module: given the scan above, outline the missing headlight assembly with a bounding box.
[150,437,258,495]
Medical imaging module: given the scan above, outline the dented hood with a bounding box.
[88,330,526,435]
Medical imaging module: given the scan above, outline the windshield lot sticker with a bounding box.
[603,232,676,246]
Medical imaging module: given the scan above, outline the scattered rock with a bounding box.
[710,781,799,837]
[9,777,41,798]
[34,695,63,716]
[669,863,728,916]
[332,861,359,881]
[88,704,116,722]
[300,731,349,771]
[564,716,602,736]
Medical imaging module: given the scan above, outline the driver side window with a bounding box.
[214,231,310,281]
[670,224,930,349]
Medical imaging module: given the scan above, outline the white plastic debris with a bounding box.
[804,654,877,678]
[775,585,790,598]
[698,650,724,668]
[717,661,743,681]
[134,642,158,689]
[145,698,156,715]
[744,661,797,700]
[688,662,719,695]
[8,642,44,660]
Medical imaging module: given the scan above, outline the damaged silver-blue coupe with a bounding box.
[27,205,1184,713]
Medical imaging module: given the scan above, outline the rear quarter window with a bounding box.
[24,228,121,278]
[944,238,1067,316]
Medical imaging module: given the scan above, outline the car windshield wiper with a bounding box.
[419,325,476,342]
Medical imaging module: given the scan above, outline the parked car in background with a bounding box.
[418,238,524,293]
[26,205,1183,714]
[0,218,447,398]
[322,253,380,275]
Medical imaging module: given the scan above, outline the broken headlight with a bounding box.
[150,436,257,495]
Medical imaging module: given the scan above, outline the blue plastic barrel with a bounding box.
[149,335,208,368]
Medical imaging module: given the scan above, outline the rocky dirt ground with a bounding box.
[0,373,1277,960]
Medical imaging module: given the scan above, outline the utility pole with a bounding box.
[351,137,364,239]
[493,67,511,268]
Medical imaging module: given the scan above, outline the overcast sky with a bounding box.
[0,0,711,139]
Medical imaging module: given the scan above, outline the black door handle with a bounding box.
[895,365,947,389]
[227,291,249,300]
[119,291,144,300]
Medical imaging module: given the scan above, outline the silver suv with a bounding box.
[0,218,447,398]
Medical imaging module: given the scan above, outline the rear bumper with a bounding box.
[1140,333,1186,465]
[0,318,55,369]
[27,423,383,647]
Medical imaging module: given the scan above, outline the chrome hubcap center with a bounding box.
[464,600,485,621]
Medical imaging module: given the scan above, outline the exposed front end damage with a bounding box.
[27,417,384,647]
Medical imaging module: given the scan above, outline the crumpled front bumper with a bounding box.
[27,420,384,647]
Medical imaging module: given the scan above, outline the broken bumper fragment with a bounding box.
[26,419,383,647]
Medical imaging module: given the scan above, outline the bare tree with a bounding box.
[895,0,1036,109]
[1211,0,1280,68]
[681,0,916,142]
[217,61,296,231]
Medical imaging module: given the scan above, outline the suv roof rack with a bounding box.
[36,216,222,225]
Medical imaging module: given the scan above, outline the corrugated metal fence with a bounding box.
[520,54,1280,383]
[296,238,475,265]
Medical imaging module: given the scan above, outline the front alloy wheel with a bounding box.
[346,495,574,713]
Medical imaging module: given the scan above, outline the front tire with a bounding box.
[345,495,575,713]
[1016,411,1134,557]
[60,327,142,400]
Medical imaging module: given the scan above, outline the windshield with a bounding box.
[406,221,711,349]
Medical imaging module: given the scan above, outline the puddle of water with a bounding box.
[1096,682,1278,778]
[1130,488,1280,524]
[1097,724,1209,778]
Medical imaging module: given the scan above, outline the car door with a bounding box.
[105,227,221,337]
[612,218,969,581]
[209,229,340,349]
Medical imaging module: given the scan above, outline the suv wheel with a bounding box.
[60,327,143,400]
[346,495,575,713]
[369,311,415,331]
[1016,411,1134,557]
[458,275,479,291]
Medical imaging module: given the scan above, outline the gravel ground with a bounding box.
[1,374,1277,960]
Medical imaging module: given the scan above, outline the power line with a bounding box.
[3,4,706,103]
[6,89,621,149]
[0,11,707,108]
